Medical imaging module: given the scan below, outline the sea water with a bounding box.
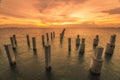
[0,28,120,80]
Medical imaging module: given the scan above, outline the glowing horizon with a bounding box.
[0,0,120,28]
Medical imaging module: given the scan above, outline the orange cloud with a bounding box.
[0,0,120,28]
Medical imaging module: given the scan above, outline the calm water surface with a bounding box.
[0,28,120,80]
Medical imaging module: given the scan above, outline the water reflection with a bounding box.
[0,28,120,80]
[60,41,63,48]
[78,53,84,63]
[13,48,18,56]
[45,71,54,80]
[68,51,71,58]
[87,73,100,80]
[10,64,17,70]
[33,49,37,55]
[104,54,113,64]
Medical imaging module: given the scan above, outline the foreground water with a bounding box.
[0,28,120,80]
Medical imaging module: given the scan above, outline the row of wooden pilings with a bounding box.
[68,34,116,75]
[5,31,55,71]
[4,29,116,75]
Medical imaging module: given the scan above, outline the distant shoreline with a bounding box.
[0,27,120,29]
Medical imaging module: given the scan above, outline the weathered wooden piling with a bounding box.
[13,35,17,46]
[76,35,80,48]
[93,35,99,48]
[60,28,66,42]
[79,38,85,54]
[44,45,51,71]
[105,43,114,55]
[4,44,16,66]
[90,46,104,75]
[62,28,66,36]
[32,37,36,51]
[10,37,16,49]
[61,33,64,39]
[105,34,116,55]
[51,32,53,40]
[26,35,30,47]
[53,32,55,38]
[68,38,71,51]
[60,33,62,43]
[46,33,49,41]
[110,34,116,48]
[42,35,45,46]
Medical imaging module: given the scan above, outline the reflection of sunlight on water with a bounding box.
[0,28,120,80]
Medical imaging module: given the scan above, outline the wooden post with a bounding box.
[26,35,30,47]
[90,46,104,75]
[13,35,17,46]
[10,37,16,49]
[42,35,45,46]
[46,33,49,42]
[32,37,36,51]
[105,34,116,55]
[68,38,71,51]
[4,44,16,66]
[51,32,53,40]
[44,45,52,71]
[79,38,85,54]
[93,35,99,48]
[76,35,80,49]
[53,32,55,38]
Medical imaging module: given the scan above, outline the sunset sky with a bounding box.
[0,0,120,28]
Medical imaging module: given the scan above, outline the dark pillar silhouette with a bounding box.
[76,35,80,49]
[93,35,99,48]
[4,44,16,66]
[26,35,30,47]
[32,37,37,52]
[90,46,104,75]
[79,38,85,54]
[13,35,17,46]
[10,37,16,50]
[105,34,116,55]
[42,35,45,46]
[68,38,71,52]
[44,45,52,72]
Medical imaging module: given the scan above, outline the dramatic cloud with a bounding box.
[0,10,26,18]
[33,0,88,23]
[0,0,120,27]
[102,7,120,14]
[35,0,87,13]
